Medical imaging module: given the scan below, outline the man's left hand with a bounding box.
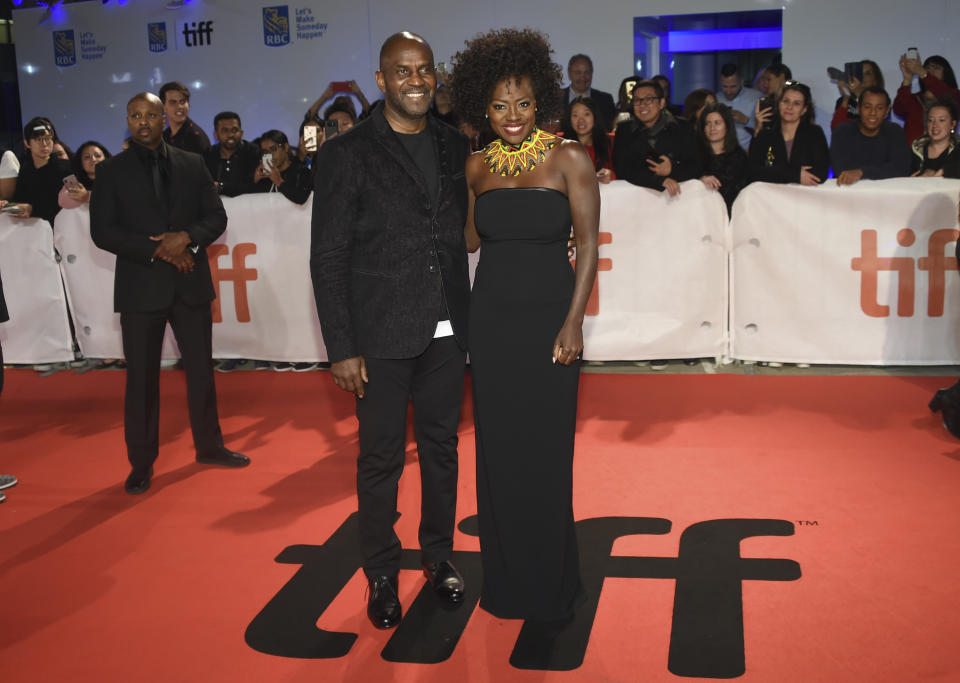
[168,250,195,273]
[837,169,864,186]
[149,230,191,261]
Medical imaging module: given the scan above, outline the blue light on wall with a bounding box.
[663,28,782,54]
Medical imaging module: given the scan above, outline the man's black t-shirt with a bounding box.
[396,127,438,207]
[396,125,448,323]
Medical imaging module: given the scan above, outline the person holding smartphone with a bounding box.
[749,82,829,186]
[252,129,314,205]
[894,52,960,144]
[58,141,112,209]
[830,59,884,130]
[304,80,372,125]
[6,118,72,224]
[753,63,793,135]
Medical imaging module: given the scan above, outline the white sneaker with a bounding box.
[0,474,17,490]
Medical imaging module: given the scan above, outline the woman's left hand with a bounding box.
[67,184,90,202]
[700,174,721,190]
[553,321,583,365]
[596,168,612,184]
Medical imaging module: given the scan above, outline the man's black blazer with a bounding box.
[310,106,470,363]
[90,143,227,313]
[563,86,618,130]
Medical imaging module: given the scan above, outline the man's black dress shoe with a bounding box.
[367,575,402,629]
[930,387,960,439]
[196,447,250,467]
[124,466,153,495]
[422,560,465,604]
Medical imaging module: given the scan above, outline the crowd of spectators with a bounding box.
[1,49,959,372]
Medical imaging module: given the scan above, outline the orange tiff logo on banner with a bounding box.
[571,231,613,316]
[208,243,258,323]
[851,229,959,317]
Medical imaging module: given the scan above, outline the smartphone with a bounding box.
[844,61,864,83]
[303,124,318,153]
[324,119,339,139]
[261,152,273,174]
[1,204,23,215]
[757,94,776,130]
[907,47,920,62]
[331,81,352,93]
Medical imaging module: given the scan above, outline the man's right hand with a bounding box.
[331,356,368,398]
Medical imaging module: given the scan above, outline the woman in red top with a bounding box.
[563,96,614,183]
[894,53,960,144]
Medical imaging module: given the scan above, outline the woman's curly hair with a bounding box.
[450,28,563,131]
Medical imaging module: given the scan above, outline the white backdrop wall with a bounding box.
[13,0,958,153]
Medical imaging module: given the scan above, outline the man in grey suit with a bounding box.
[91,93,249,495]
[310,32,470,630]
[563,53,618,131]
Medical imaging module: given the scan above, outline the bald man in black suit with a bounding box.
[91,92,249,495]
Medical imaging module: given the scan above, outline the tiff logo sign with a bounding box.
[208,243,257,323]
[851,228,959,317]
[245,513,801,677]
[181,20,213,47]
[570,231,612,316]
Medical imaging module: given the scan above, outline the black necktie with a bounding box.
[148,148,169,211]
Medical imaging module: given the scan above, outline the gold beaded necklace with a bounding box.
[482,127,559,176]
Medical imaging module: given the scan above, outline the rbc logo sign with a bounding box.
[263,6,290,47]
[148,22,168,53]
[53,30,77,67]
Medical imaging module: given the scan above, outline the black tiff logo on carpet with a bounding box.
[245,514,801,677]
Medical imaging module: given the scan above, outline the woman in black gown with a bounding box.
[450,28,599,622]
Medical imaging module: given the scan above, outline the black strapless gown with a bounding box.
[470,187,584,620]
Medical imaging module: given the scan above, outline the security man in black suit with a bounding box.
[310,32,470,630]
[91,93,249,495]
[563,53,618,131]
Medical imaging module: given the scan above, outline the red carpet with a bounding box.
[1,369,959,681]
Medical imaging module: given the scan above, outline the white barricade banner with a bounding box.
[730,178,960,364]
[206,193,327,362]
[54,185,726,364]
[56,194,329,362]
[0,215,74,363]
[583,180,728,360]
[55,206,181,360]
